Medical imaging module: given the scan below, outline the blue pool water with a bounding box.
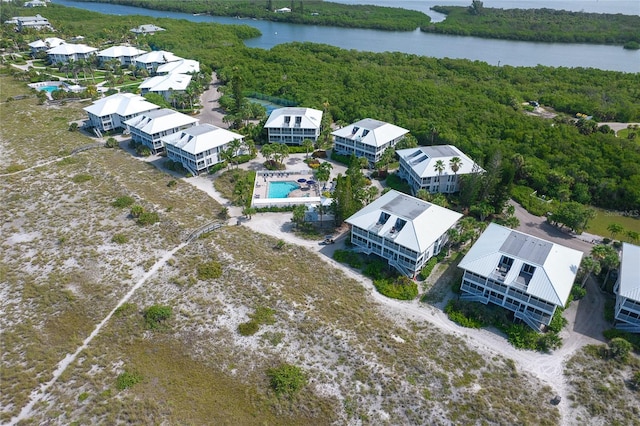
[40,85,61,92]
[268,181,299,198]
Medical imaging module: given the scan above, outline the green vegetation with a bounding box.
[75,0,430,31]
[238,306,276,336]
[444,299,563,352]
[374,276,418,300]
[72,174,93,183]
[112,196,135,208]
[196,260,223,280]
[267,364,307,396]
[111,233,129,244]
[143,305,172,330]
[4,4,639,211]
[426,4,640,46]
[115,371,143,390]
[565,343,640,425]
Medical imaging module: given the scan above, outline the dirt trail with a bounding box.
[234,211,607,426]
[9,244,187,426]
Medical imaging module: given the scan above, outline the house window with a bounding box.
[522,264,536,275]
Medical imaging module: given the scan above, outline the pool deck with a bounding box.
[252,170,322,207]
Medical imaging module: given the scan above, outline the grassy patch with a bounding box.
[143,305,172,330]
[196,260,223,280]
[116,371,142,391]
[385,173,411,194]
[267,364,307,396]
[72,174,93,183]
[112,196,135,208]
[586,206,640,238]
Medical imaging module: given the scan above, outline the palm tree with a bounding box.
[434,159,445,192]
[607,223,624,240]
[261,143,275,165]
[627,230,640,244]
[302,139,314,158]
[601,251,620,290]
[449,156,463,191]
[228,138,243,168]
[316,203,328,227]
[579,256,601,287]
[314,161,332,189]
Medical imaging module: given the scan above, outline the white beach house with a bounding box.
[130,24,166,35]
[332,118,409,165]
[163,124,245,175]
[458,223,583,331]
[125,109,198,154]
[346,190,462,277]
[139,73,192,103]
[28,37,64,55]
[47,43,97,64]
[613,242,640,333]
[397,145,484,195]
[134,50,181,74]
[15,15,53,31]
[83,93,160,133]
[263,107,323,145]
[97,45,147,66]
[156,59,200,75]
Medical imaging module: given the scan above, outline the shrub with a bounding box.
[418,257,438,281]
[330,150,352,164]
[267,364,307,396]
[608,338,632,361]
[362,260,388,280]
[251,306,276,325]
[68,122,78,132]
[137,211,159,226]
[197,261,223,280]
[116,371,142,390]
[238,306,276,336]
[333,249,363,268]
[111,233,129,244]
[570,285,587,301]
[130,204,144,218]
[77,392,89,402]
[112,196,135,208]
[547,309,568,333]
[72,174,93,183]
[167,179,178,188]
[165,159,188,174]
[374,276,418,300]
[136,145,151,157]
[274,239,286,250]
[385,173,411,194]
[603,329,640,351]
[208,161,227,174]
[238,320,259,336]
[444,300,483,328]
[143,305,172,329]
[105,137,119,148]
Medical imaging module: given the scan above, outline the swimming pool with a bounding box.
[39,85,61,93]
[268,181,299,198]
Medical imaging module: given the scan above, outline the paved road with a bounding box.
[511,200,597,255]
[196,72,226,128]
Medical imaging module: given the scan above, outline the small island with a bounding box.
[424,1,640,48]
[71,0,432,31]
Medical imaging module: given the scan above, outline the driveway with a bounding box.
[511,200,597,255]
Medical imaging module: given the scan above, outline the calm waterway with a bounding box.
[52,0,639,72]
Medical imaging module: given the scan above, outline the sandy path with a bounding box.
[228,211,606,425]
[9,244,187,426]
